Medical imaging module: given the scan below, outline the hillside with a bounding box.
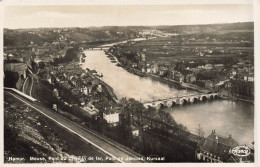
[4,22,253,47]
[4,94,112,163]
[154,22,254,34]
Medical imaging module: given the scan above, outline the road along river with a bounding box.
[82,50,254,147]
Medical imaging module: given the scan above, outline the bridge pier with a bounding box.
[166,101,173,107]
[176,99,184,105]
[189,98,194,103]
[156,103,162,109]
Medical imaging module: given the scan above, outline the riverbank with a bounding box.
[123,66,148,78]
[88,72,119,103]
[106,50,209,93]
[81,48,254,158]
[80,51,118,103]
[219,88,254,104]
[221,95,254,104]
[104,48,253,106]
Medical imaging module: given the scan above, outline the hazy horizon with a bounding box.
[4,5,253,29]
[3,21,254,30]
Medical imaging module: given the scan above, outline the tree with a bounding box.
[146,107,156,127]
[164,112,176,126]
[131,99,145,123]
[146,106,156,117]
[119,97,129,119]
[158,109,165,122]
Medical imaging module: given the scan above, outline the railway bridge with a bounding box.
[143,93,219,109]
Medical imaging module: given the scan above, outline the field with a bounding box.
[121,30,253,64]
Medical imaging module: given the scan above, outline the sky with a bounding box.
[4,4,254,29]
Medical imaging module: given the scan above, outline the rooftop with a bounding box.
[198,130,239,158]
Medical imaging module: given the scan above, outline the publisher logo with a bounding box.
[232,146,251,157]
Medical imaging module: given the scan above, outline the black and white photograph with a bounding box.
[1,0,259,165]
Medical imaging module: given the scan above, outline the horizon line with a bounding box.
[4,21,254,30]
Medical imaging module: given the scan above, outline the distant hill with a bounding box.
[4,31,59,46]
[154,22,254,34]
[4,22,253,47]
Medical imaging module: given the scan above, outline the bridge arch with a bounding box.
[209,95,214,100]
[158,102,167,109]
[171,101,176,107]
[182,98,188,105]
[193,97,199,103]
[202,96,207,101]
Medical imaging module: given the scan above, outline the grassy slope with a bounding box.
[69,32,94,42]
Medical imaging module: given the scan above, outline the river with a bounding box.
[82,50,254,147]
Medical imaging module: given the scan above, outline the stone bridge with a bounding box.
[86,46,110,50]
[143,93,219,109]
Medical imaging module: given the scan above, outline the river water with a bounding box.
[82,50,254,146]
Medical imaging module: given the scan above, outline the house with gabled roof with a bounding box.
[195,130,240,162]
[103,106,121,127]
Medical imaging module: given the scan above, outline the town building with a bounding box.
[204,64,213,70]
[35,47,50,55]
[97,84,102,92]
[174,72,184,83]
[132,63,138,68]
[83,102,99,116]
[141,53,146,61]
[150,64,159,74]
[4,53,8,60]
[196,130,239,162]
[237,62,244,68]
[197,52,204,57]
[197,80,214,88]
[198,65,205,69]
[159,67,168,76]
[244,73,254,82]
[185,74,196,83]
[141,67,146,73]
[146,67,151,73]
[103,107,120,126]
[205,80,214,88]
[53,104,58,111]
[214,64,225,70]
[4,62,28,79]
[6,53,24,62]
[130,125,139,137]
